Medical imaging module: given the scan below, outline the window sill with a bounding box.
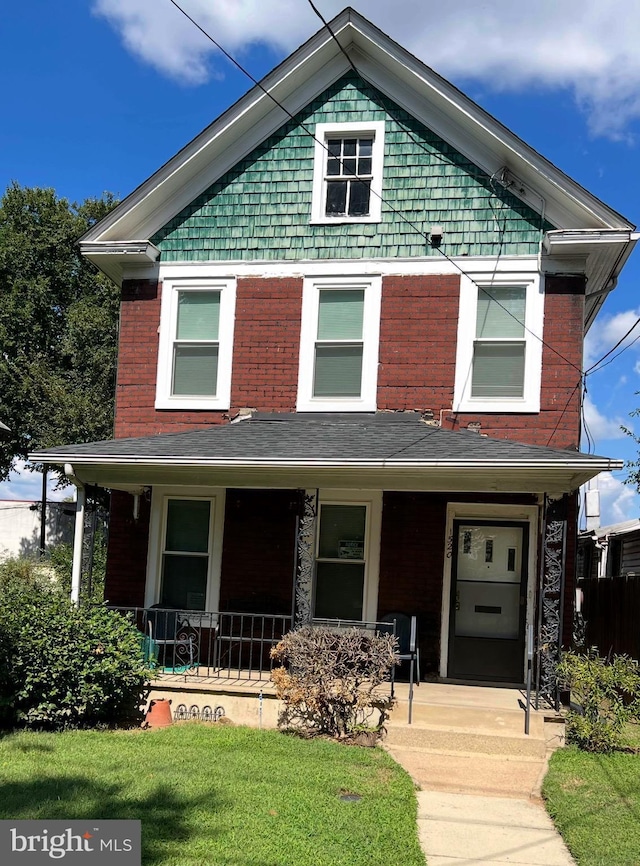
[452,398,540,414]
[155,396,230,411]
[309,215,382,225]
[296,398,377,413]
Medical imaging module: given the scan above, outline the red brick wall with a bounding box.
[447,274,585,448]
[378,275,459,411]
[114,273,585,449]
[230,278,302,411]
[104,490,150,607]
[218,489,298,615]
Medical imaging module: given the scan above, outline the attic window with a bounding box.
[311,122,385,224]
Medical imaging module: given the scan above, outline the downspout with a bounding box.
[65,463,85,605]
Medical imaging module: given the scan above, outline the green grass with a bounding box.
[0,724,425,866]
[543,746,640,866]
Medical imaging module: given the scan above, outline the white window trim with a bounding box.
[296,274,382,412]
[155,277,236,410]
[439,502,539,680]
[452,273,543,414]
[314,489,383,623]
[310,121,385,224]
[145,487,226,612]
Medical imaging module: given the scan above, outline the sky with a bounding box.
[1,0,639,527]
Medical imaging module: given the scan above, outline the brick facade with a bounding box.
[104,490,150,608]
[114,273,584,448]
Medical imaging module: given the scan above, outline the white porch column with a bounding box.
[65,463,85,606]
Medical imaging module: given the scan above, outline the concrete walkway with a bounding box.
[384,683,575,865]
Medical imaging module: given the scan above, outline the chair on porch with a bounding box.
[145,606,198,674]
[381,612,420,724]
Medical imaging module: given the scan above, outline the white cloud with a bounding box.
[583,395,627,442]
[589,472,639,526]
[584,307,640,370]
[0,461,70,503]
[93,0,640,138]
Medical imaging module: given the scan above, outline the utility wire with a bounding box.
[584,315,640,376]
[169,0,625,384]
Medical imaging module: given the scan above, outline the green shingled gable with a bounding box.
[152,73,552,261]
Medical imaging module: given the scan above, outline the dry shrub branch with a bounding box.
[271,625,397,740]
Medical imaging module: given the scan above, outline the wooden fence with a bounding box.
[580,575,640,660]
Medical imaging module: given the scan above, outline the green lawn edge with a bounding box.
[0,724,426,866]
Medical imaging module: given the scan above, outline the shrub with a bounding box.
[557,649,640,752]
[0,578,150,730]
[271,625,397,740]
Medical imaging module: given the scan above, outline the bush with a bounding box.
[557,649,640,752]
[271,625,397,741]
[0,577,150,730]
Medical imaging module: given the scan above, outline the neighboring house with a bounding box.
[0,500,74,561]
[32,9,637,690]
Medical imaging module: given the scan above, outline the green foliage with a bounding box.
[0,183,119,480]
[557,649,640,752]
[271,625,397,740]
[47,534,107,604]
[0,578,149,730]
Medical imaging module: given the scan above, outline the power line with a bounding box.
[584,315,640,376]
[168,0,596,382]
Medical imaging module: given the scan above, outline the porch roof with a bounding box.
[31,413,620,495]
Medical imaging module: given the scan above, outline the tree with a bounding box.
[0,183,119,480]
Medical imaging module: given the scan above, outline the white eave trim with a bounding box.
[80,240,160,262]
[30,454,623,472]
[544,229,640,253]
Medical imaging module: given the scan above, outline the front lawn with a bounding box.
[543,746,640,866]
[0,724,425,866]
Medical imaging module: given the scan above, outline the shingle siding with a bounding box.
[152,73,551,261]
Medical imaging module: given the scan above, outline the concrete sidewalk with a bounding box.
[383,684,575,865]
[417,791,574,865]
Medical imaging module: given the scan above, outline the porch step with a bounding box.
[384,724,546,758]
[388,701,546,739]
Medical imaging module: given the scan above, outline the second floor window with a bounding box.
[155,276,236,410]
[472,287,526,399]
[173,290,220,397]
[297,275,382,412]
[453,274,543,414]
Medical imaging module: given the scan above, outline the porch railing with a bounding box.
[110,606,292,681]
[110,607,398,686]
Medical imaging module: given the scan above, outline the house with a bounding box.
[576,519,640,660]
[0,500,74,561]
[32,8,636,694]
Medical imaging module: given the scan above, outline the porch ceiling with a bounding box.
[30,413,621,496]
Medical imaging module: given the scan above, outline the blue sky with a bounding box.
[1,1,639,526]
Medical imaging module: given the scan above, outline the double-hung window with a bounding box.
[297,276,382,412]
[146,488,225,612]
[161,499,212,611]
[472,287,526,398]
[453,274,543,414]
[311,122,385,223]
[155,277,236,409]
[313,492,382,623]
